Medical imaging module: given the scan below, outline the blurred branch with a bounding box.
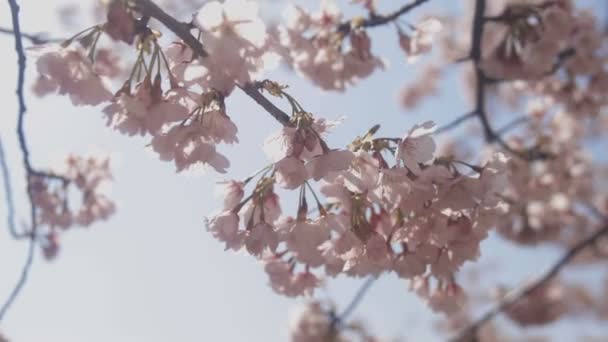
[495,116,529,135]
[0,137,19,239]
[1,0,38,323]
[435,112,476,135]
[466,0,550,161]
[451,223,608,342]
[330,276,376,331]
[0,234,36,322]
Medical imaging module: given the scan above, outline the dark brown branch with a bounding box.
[1,0,38,323]
[238,82,292,126]
[467,0,550,161]
[131,0,207,58]
[451,224,608,342]
[337,0,431,34]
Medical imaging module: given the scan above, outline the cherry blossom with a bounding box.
[398,17,443,63]
[31,45,113,106]
[31,156,115,260]
[396,121,437,175]
[276,2,384,91]
[190,0,273,94]
[8,0,608,339]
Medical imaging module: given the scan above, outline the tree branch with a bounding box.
[1,0,38,323]
[0,136,19,239]
[330,276,376,333]
[451,224,608,342]
[129,0,295,126]
[338,0,431,34]
[338,276,375,322]
[435,112,477,135]
[467,0,550,161]
[238,82,293,126]
[0,234,36,322]
[131,0,207,58]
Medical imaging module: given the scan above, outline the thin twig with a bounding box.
[451,224,608,342]
[435,112,477,135]
[131,0,207,58]
[1,0,38,323]
[495,116,529,135]
[0,136,20,239]
[336,276,376,324]
[0,234,36,321]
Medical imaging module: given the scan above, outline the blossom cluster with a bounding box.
[206,88,510,311]
[22,0,608,333]
[32,156,115,260]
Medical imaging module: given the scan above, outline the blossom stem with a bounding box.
[304,181,326,215]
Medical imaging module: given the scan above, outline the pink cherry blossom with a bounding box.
[32,45,113,106]
[396,121,437,175]
[274,156,309,190]
[306,150,355,181]
[399,18,443,63]
[206,211,242,251]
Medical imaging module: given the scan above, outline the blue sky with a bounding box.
[0,1,607,341]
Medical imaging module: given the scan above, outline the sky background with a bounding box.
[0,1,607,341]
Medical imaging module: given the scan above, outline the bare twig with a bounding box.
[238,82,292,126]
[451,224,608,342]
[1,0,38,323]
[336,276,376,323]
[0,234,36,322]
[0,136,20,239]
[131,0,207,58]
